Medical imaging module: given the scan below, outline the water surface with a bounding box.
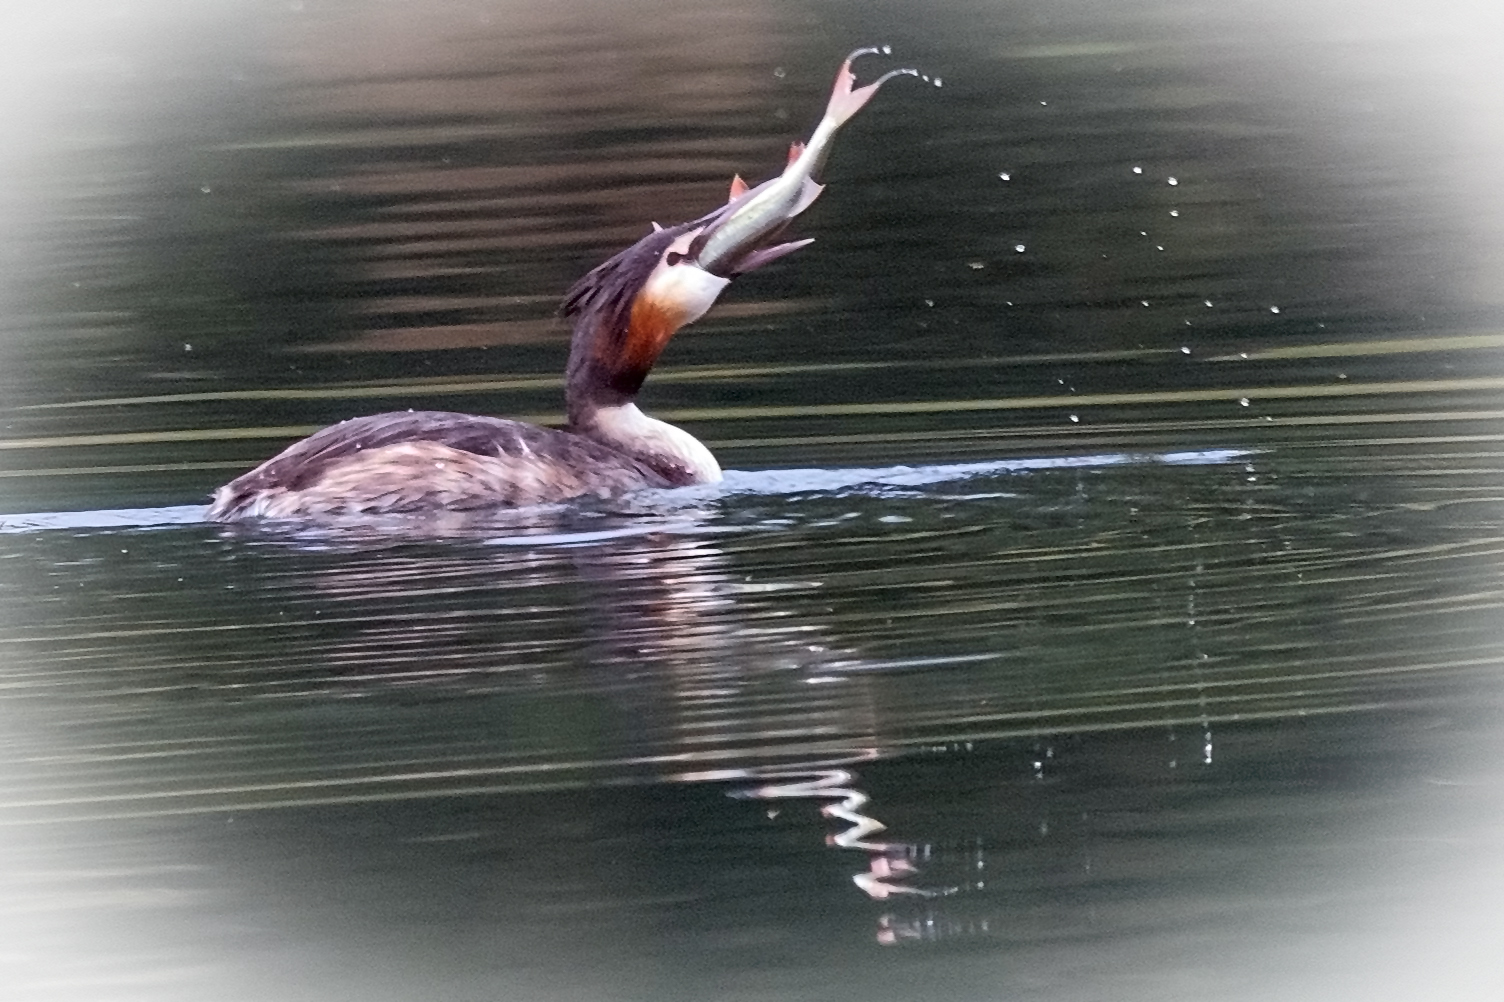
[3,1,1504,999]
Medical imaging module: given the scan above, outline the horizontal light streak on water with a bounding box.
[0,703,1400,826]
[14,333,1503,413]
[212,123,549,151]
[906,654,1504,722]
[715,411,1504,451]
[12,377,559,410]
[661,377,1504,422]
[1207,333,1504,360]
[7,377,1504,451]
[17,327,1503,414]
[13,354,1182,411]
[0,426,329,451]
[0,605,578,654]
[0,461,243,477]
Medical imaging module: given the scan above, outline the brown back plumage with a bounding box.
[206,411,675,520]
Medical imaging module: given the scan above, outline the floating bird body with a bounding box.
[208,48,915,521]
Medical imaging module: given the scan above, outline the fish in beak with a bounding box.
[689,45,919,278]
[562,47,917,417]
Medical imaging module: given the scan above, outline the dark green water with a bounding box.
[3,1,1503,999]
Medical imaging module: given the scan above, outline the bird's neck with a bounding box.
[568,401,721,486]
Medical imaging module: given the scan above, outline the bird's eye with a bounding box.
[665,251,685,266]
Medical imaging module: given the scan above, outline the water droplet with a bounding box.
[1269,305,1280,313]
[1204,300,1213,307]
[1239,352,1248,358]
[1169,209,1179,217]
[1140,230,1148,236]
[183,343,192,351]
[1014,243,1026,253]
[924,298,934,306]
[200,185,212,194]
[998,171,1010,180]
[1155,245,1164,251]
[1132,166,1143,174]
[1167,176,1179,186]
[933,77,943,88]
[1039,100,1048,106]
[1005,301,1013,306]
[881,44,892,55]
[1180,346,1191,354]
[1069,414,1080,423]
[1141,300,1150,307]
[1239,397,1250,407]
[921,74,930,82]
[967,261,986,269]
[773,66,786,78]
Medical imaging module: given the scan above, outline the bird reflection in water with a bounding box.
[218,512,1000,945]
[734,768,947,900]
[721,765,1003,945]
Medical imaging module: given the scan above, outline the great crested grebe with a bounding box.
[207,48,917,521]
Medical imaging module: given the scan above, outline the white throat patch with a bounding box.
[639,231,731,327]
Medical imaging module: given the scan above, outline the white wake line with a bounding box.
[0,448,1253,534]
[714,448,1251,494]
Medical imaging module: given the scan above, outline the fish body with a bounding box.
[688,46,917,277]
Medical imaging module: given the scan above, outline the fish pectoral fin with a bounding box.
[791,177,825,217]
[731,238,815,274]
[728,174,748,200]
[650,221,663,232]
[786,141,805,167]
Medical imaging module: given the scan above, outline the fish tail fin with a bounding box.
[824,46,918,125]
